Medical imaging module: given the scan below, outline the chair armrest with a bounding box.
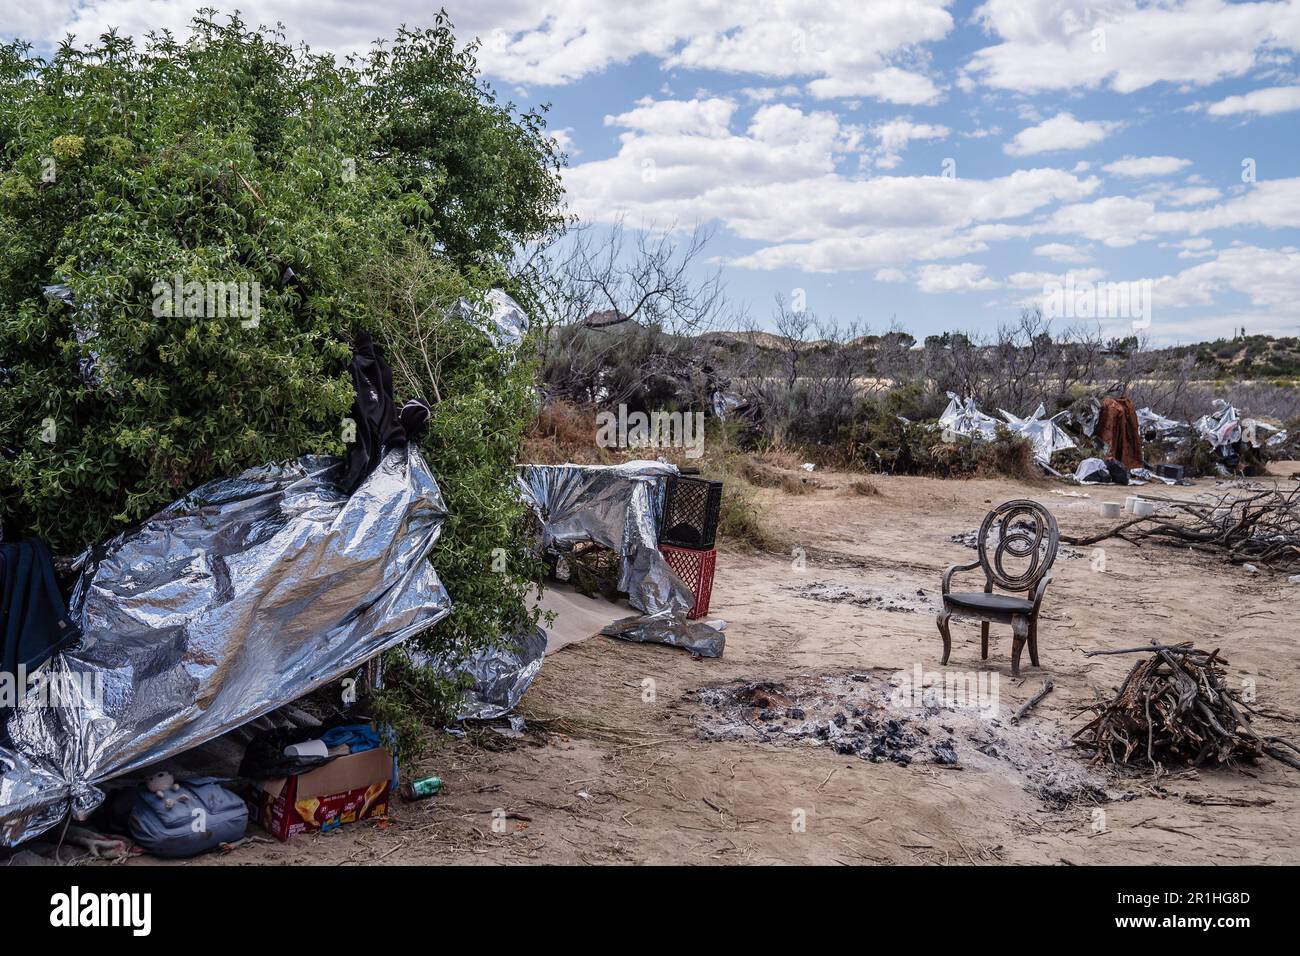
[942,560,983,595]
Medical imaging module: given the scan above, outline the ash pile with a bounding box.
[686,672,1108,807]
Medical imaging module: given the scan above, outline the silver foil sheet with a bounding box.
[0,446,451,846]
[938,393,1000,442]
[998,403,1076,466]
[429,625,548,721]
[517,462,724,657]
[455,288,529,352]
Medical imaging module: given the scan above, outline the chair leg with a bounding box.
[937,611,952,665]
[1028,615,1040,667]
[980,621,989,660]
[1010,616,1029,677]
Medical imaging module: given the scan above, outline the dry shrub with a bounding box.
[973,430,1041,483]
[699,454,788,552]
[715,482,788,551]
[524,399,611,464]
[737,455,818,495]
[779,474,816,495]
[849,478,881,497]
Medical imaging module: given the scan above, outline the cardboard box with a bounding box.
[249,746,393,841]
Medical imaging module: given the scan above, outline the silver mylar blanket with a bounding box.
[938,393,999,442]
[0,446,451,847]
[516,462,724,657]
[428,624,548,721]
[998,404,1076,466]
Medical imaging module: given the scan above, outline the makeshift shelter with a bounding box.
[1136,406,1186,436]
[517,462,724,657]
[0,446,451,847]
[1194,399,1285,452]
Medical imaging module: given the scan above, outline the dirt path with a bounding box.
[189,467,1299,866]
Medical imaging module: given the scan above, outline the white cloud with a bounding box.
[1150,185,1223,207]
[917,263,1000,293]
[1102,155,1191,178]
[1147,245,1300,311]
[874,267,908,282]
[1006,267,1104,289]
[1005,112,1118,156]
[1033,242,1091,262]
[1172,237,1216,259]
[13,1,954,104]
[867,118,950,168]
[806,67,942,105]
[965,0,1300,95]
[1043,178,1300,246]
[709,168,1099,271]
[549,127,580,156]
[606,97,736,137]
[1203,84,1300,117]
[747,104,859,150]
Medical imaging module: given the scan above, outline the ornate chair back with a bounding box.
[975,499,1059,593]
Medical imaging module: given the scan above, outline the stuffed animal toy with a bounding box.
[146,771,190,809]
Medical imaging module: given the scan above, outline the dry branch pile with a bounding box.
[1063,485,1300,570]
[1074,644,1300,773]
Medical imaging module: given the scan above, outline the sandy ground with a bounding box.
[166,463,1299,866]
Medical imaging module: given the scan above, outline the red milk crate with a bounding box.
[659,544,716,620]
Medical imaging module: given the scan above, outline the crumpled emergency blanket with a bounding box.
[517,462,724,657]
[0,446,450,847]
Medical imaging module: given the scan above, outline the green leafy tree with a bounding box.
[0,10,563,745]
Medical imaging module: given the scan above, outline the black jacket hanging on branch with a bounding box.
[342,333,408,494]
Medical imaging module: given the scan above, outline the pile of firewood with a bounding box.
[1063,485,1300,571]
[1074,643,1300,773]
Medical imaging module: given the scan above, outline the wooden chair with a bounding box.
[937,499,1059,677]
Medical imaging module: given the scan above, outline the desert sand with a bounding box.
[181,461,1298,866]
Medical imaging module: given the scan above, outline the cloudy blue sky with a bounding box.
[5,1,1300,343]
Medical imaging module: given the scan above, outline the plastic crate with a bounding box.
[659,544,716,620]
[659,476,723,549]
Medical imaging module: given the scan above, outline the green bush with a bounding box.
[843,387,1037,480]
[0,11,561,551]
[0,12,563,753]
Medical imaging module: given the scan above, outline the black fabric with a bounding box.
[0,538,81,735]
[1104,458,1130,486]
[342,332,407,494]
[238,725,336,780]
[945,592,1034,615]
[399,397,432,440]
